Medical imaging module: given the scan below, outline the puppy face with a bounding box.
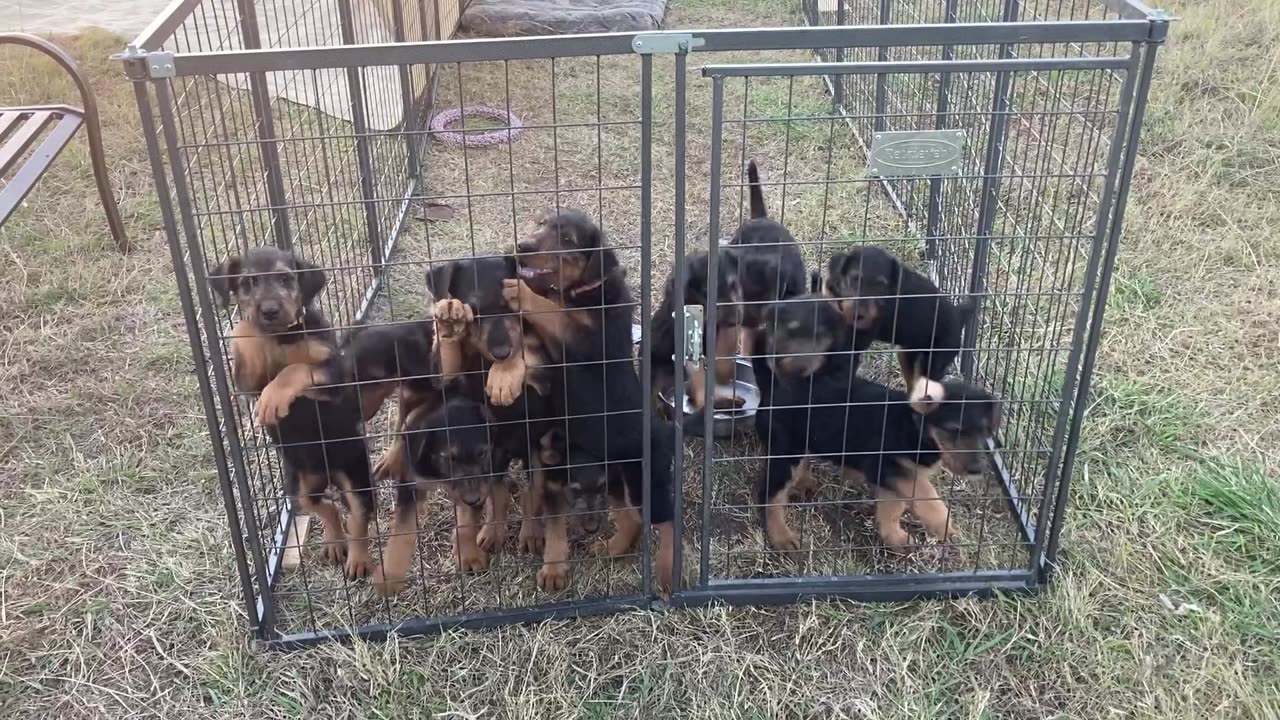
[825,246,897,332]
[409,397,508,509]
[427,256,523,362]
[677,251,743,330]
[209,247,325,333]
[515,208,614,295]
[760,296,846,379]
[538,430,609,535]
[916,381,1002,475]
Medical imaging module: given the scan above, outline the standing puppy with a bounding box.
[649,250,744,412]
[210,247,375,581]
[825,245,974,399]
[503,208,679,595]
[726,160,808,357]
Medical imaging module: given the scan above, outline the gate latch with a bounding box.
[681,305,704,366]
[632,33,705,55]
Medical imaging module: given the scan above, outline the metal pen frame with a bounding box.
[120,5,1168,647]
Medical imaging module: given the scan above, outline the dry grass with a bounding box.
[2,0,1279,716]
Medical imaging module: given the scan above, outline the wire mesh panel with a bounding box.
[124,2,1166,645]
[675,50,1136,597]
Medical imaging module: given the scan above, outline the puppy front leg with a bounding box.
[485,355,527,407]
[256,363,330,425]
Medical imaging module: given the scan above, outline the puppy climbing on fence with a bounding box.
[824,245,975,399]
[726,160,808,357]
[209,246,376,582]
[506,207,679,594]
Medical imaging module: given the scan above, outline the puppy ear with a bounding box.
[291,254,327,304]
[879,248,901,289]
[827,251,849,281]
[208,255,242,306]
[718,248,740,276]
[425,261,457,301]
[502,254,518,278]
[581,223,618,282]
[909,377,946,415]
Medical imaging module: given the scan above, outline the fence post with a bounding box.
[924,0,960,262]
[338,0,385,268]
[1043,36,1164,581]
[235,0,292,251]
[960,0,1020,381]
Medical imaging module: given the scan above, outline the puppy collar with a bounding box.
[567,277,605,298]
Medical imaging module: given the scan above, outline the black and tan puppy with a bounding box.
[343,319,435,423]
[419,254,559,559]
[372,388,510,596]
[749,295,860,500]
[503,208,678,594]
[427,254,539,408]
[754,298,1000,551]
[726,160,808,356]
[649,250,744,412]
[524,429,607,590]
[210,246,375,580]
[825,245,975,398]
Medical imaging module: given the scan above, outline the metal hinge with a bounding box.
[632,33,705,55]
[111,44,151,81]
[1146,8,1174,43]
[681,305,704,365]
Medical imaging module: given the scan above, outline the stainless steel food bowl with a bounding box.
[657,357,760,439]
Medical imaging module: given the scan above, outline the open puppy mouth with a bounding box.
[517,266,552,281]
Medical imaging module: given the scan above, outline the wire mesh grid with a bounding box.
[126,0,1165,644]
[681,56,1129,588]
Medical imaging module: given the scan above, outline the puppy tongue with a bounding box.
[517,266,543,280]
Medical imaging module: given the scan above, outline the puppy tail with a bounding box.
[747,160,767,220]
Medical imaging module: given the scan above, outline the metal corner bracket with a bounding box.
[632,33,705,55]
[113,45,176,79]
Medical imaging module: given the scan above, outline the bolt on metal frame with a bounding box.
[119,0,1167,648]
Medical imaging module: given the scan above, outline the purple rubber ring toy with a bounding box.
[430,106,525,147]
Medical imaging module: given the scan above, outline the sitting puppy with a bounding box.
[503,208,679,595]
[726,160,808,357]
[523,429,607,591]
[754,297,1001,551]
[372,387,510,596]
[749,295,860,500]
[824,245,974,398]
[210,246,375,581]
[649,250,744,412]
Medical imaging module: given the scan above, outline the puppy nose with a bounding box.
[517,240,537,254]
[489,344,512,360]
[260,302,281,320]
[581,518,601,533]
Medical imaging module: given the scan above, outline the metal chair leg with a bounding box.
[0,33,129,252]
